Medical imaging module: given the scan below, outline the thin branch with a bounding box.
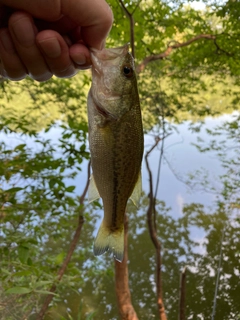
[115,214,139,320]
[179,267,187,320]
[154,106,169,200]
[136,34,217,73]
[132,0,142,15]
[118,0,142,58]
[213,38,233,57]
[211,225,226,320]
[36,161,91,320]
[145,137,167,320]
[118,0,135,57]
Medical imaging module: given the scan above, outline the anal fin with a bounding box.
[88,174,100,203]
[130,171,142,208]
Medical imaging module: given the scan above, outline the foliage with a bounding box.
[0,74,90,131]
[1,111,240,319]
[1,0,240,319]
[1,0,240,130]
[107,0,240,128]
[0,117,93,319]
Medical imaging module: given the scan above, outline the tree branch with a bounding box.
[136,34,216,73]
[118,0,142,58]
[213,38,233,56]
[36,161,91,320]
[145,137,167,320]
[115,214,139,320]
[179,267,187,320]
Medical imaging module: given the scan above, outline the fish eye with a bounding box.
[122,65,134,78]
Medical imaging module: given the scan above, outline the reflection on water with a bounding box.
[1,113,240,320]
[0,114,230,215]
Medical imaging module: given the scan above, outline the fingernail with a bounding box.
[0,30,16,53]
[38,38,61,58]
[0,66,8,78]
[29,71,53,82]
[74,53,86,65]
[11,18,35,47]
[57,64,77,78]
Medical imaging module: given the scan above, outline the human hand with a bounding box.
[0,0,113,81]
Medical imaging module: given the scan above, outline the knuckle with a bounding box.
[8,11,32,25]
[105,7,114,28]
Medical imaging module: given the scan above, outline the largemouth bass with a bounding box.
[87,44,144,262]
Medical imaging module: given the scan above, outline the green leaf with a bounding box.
[14,144,26,151]
[66,185,75,192]
[1,268,11,275]
[34,290,56,295]
[13,270,32,277]
[34,280,54,288]
[6,287,32,294]
[85,313,96,320]
[18,246,30,264]
[55,251,65,265]
[5,187,23,193]
[49,178,57,189]
[66,197,76,206]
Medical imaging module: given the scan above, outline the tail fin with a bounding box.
[93,221,124,262]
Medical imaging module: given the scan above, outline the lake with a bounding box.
[1,111,239,320]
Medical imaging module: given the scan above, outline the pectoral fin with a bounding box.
[88,174,100,203]
[130,171,142,208]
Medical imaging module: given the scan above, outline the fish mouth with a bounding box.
[90,44,129,61]
[90,44,130,71]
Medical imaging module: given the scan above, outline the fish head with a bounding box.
[90,44,138,120]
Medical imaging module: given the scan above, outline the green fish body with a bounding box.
[87,44,144,262]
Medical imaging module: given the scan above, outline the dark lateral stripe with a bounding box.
[111,189,118,228]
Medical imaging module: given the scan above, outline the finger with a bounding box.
[8,11,52,81]
[0,28,26,80]
[69,42,91,69]
[36,30,77,78]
